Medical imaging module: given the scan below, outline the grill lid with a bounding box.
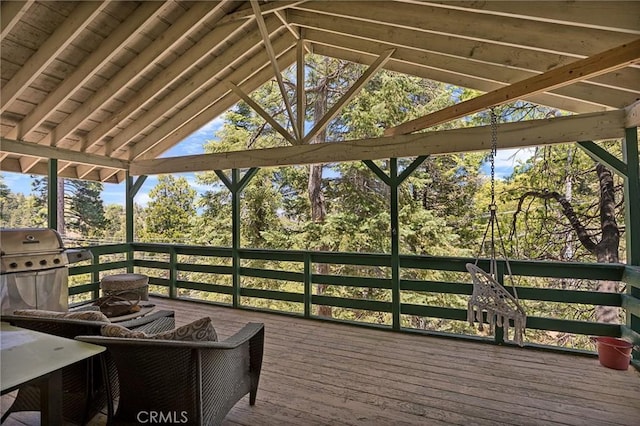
[1,228,64,255]
[1,228,69,274]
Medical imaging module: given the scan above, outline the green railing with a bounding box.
[69,243,640,363]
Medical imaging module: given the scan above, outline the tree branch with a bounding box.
[512,189,597,254]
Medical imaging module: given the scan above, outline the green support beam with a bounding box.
[363,156,428,330]
[578,141,627,176]
[126,173,147,273]
[623,128,640,266]
[47,159,57,230]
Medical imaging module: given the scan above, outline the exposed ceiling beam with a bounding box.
[296,39,306,138]
[19,156,39,173]
[1,137,128,169]
[251,0,299,141]
[288,10,640,94]
[218,1,307,24]
[9,1,166,141]
[51,1,224,148]
[385,39,640,136]
[100,16,281,157]
[292,1,638,58]
[136,46,298,161]
[0,1,106,114]
[304,29,638,111]
[311,43,610,115]
[228,82,298,145]
[423,1,640,34]
[130,110,625,175]
[88,17,252,154]
[302,48,395,144]
[1,1,33,39]
[627,100,640,128]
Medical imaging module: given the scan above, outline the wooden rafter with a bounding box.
[51,1,222,149]
[302,48,395,144]
[129,110,625,176]
[385,39,640,136]
[626,100,640,128]
[8,1,166,141]
[0,1,106,114]
[1,137,128,170]
[228,82,298,145]
[130,34,298,161]
[251,0,300,142]
[218,1,307,24]
[0,1,33,39]
[296,39,306,140]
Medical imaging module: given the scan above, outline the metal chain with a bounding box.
[490,107,498,205]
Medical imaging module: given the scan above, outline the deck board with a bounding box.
[2,296,638,425]
[154,297,640,426]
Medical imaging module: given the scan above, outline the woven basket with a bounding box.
[101,273,149,301]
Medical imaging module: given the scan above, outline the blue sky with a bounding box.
[2,116,533,206]
[3,117,224,206]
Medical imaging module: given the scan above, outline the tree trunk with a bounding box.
[309,71,332,318]
[593,164,619,323]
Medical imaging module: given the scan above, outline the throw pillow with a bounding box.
[13,309,110,323]
[101,323,146,338]
[149,317,217,342]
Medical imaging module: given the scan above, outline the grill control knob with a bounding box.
[40,259,47,266]
[53,258,61,264]
[25,261,33,267]
[9,262,18,268]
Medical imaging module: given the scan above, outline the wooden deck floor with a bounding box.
[3,297,639,425]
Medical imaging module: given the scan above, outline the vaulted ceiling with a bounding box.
[1,1,639,183]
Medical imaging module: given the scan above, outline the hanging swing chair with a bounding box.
[467,108,527,346]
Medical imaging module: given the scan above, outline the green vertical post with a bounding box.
[47,159,57,230]
[125,172,134,273]
[494,261,506,344]
[231,169,241,308]
[169,247,178,299]
[623,128,640,266]
[390,158,401,330]
[304,253,312,318]
[92,252,100,300]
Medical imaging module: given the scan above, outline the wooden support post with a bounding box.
[125,173,147,273]
[390,158,401,331]
[231,169,241,308]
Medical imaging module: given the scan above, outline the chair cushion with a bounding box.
[101,317,218,342]
[12,309,110,323]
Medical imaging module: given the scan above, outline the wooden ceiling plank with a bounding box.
[314,43,609,115]
[76,164,96,179]
[251,0,299,141]
[292,1,638,58]
[103,17,283,156]
[308,32,627,113]
[385,39,640,136]
[228,82,298,145]
[289,10,640,94]
[1,137,128,169]
[302,48,395,144]
[274,10,300,40]
[129,110,626,175]
[48,1,224,148]
[136,47,298,161]
[1,1,34,39]
[85,17,250,154]
[9,1,166,141]
[99,168,118,182]
[423,1,640,34]
[0,1,106,114]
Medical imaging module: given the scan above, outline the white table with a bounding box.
[0,321,105,425]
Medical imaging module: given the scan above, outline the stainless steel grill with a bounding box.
[0,228,93,314]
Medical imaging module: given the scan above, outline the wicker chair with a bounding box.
[77,322,265,426]
[1,311,175,425]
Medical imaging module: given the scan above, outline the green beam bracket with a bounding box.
[578,141,627,177]
[214,170,232,190]
[398,155,429,185]
[363,160,391,185]
[47,159,58,230]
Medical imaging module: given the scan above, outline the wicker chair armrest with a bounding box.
[1,314,109,327]
[77,322,264,349]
